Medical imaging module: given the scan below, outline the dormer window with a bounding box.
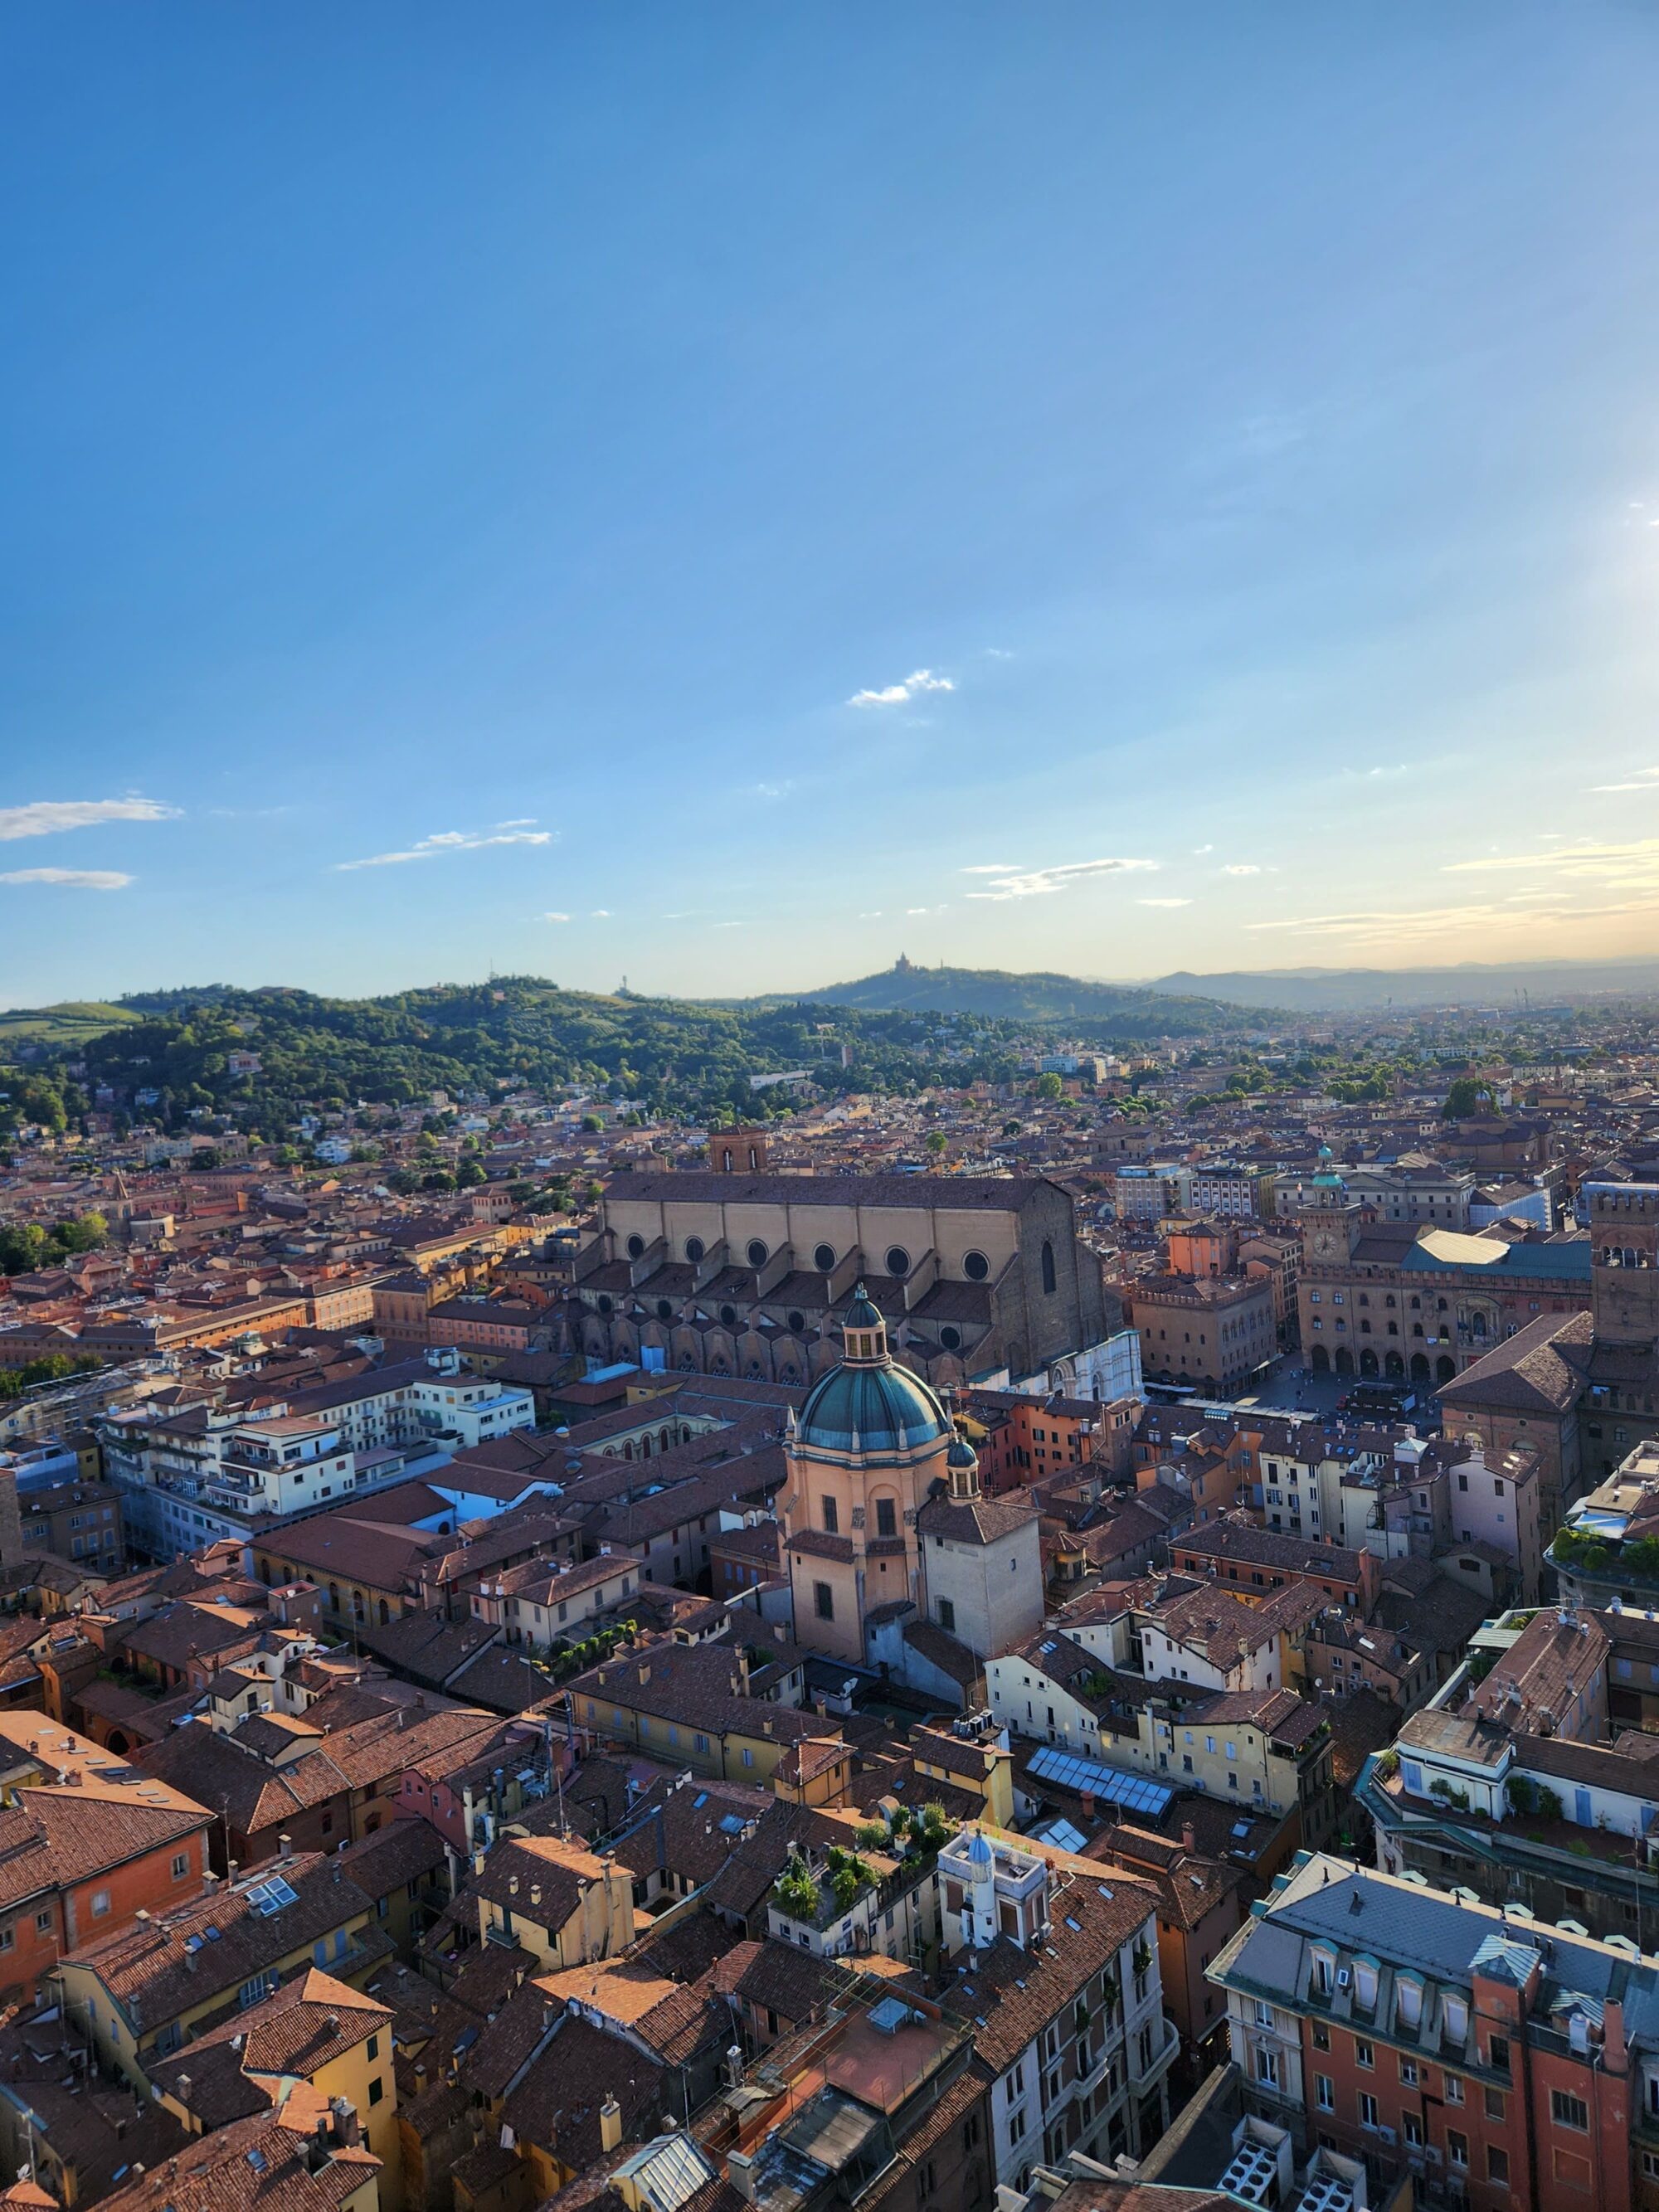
[1312,1947,1335,1996]
[1443,1994,1469,2044]
[1396,1976,1423,2030]
[1353,1961,1379,2012]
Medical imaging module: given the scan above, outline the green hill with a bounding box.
[11,977,1032,1129]
[0,1001,144,1047]
[752,961,1248,1035]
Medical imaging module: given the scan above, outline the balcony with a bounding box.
[1129,2015,1180,2091]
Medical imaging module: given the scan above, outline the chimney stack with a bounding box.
[599,2095,623,2155]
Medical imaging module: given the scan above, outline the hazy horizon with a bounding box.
[8,6,1659,1006]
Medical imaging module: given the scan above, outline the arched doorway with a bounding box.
[1384,1351,1404,1380]
[1436,1355,1456,1383]
[1334,1346,1354,1376]
[1410,1354,1430,1383]
[1310,1344,1330,1373]
[1359,1349,1379,1378]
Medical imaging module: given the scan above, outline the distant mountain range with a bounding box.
[1146,958,1659,1013]
[771,955,1659,1023]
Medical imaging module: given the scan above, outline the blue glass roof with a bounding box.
[1026,1743,1176,1819]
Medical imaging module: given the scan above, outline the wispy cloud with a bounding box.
[1219,863,1278,877]
[859,910,883,919]
[966,858,1158,903]
[542,912,571,923]
[0,867,131,890]
[752,780,793,800]
[0,797,176,842]
[1444,837,1659,887]
[1192,843,1214,856]
[848,668,955,708]
[1244,879,1659,950]
[1137,897,1191,908]
[961,862,1025,875]
[591,908,611,918]
[1588,766,1659,794]
[337,824,554,871]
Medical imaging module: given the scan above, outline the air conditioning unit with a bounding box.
[1376,2125,1396,2145]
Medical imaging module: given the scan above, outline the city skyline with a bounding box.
[9,5,1659,1007]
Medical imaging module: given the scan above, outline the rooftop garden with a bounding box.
[1551,1526,1659,1582]
[773,1844,879,1925]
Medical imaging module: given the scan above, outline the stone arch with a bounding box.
[1310,1344,1330,1373]
[1334,1346,1355,1376]
[1384,1351,1404,1380]
[1436,1355,1456,1383]
[1410,1353,1430,1382]
[1359,1348,1379,1378]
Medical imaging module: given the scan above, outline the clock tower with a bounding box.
[1301,1194,1360,1271]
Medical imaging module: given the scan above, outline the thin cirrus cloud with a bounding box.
[1588,766,1659,794]
[542,912,571,923]
[1137,897,1191,908]
[847,668,955,708]
[0,867,131,890]
[1444,836,1659,888]
[0,796,177,841]
[965,858,1158,902]
[337,823,554,871]
[1219,863,1278,877]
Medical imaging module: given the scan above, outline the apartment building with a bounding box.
[100,1354,534,1559]
[17,1475,123,1568]
[57,1850,384,2083]
[1363,1602,1659,1947]
[937,1827,1177,2185]
[1210,1850,1653,2212]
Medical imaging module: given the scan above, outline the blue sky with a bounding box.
[7,4,1659,1007]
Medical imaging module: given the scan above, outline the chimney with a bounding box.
[279,1832,292,1859]
[599,2095,623,2155]
[332,2098,361,2149]
[1181,1822,1196,1854]
[176,2073,192,2101]
[728,2150,757,2202]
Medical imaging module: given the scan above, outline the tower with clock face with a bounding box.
[1302,1197,1359,1270]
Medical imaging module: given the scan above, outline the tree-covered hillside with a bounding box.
[14,977,1034,1130]
[744,962,1250,1033]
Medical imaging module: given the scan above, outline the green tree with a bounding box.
[1034,1071,1064,1100]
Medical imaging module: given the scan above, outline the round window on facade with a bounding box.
[941,1326,961,1352]
[597,1295,613,1315]
[625,1233,645,1260]
[786,1310,805,1334]
[885,1247,910,1279]
[656,1299,673,1321]
[814,1242,836,1272]
[963,1250,990,1281]
[684,1236,705,1265]
[719,1303,737,1328]
[747,1239,769,1268]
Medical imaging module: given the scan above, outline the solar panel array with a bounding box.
[1026,1743,1176,1819]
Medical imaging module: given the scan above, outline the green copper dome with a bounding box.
[797,1359,951,1456]
[796,1283,951,1457]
